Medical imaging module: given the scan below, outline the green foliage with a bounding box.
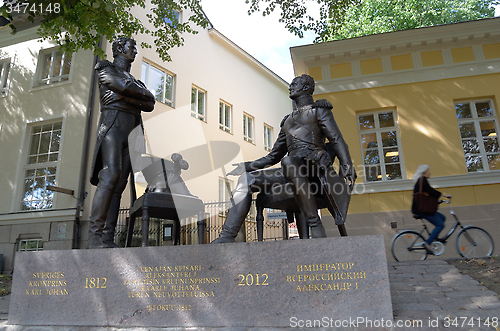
[245,0,498,42]
[326,0,499,41]
[0,274,12,297]
[0,0,209,61]
[245,0,361,42]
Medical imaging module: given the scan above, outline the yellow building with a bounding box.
[291,18,500,260]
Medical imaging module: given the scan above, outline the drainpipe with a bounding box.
[73,38,102,249]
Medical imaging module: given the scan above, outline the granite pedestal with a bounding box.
[8,235,392,327]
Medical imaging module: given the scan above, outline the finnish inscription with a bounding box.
[122,265,220,311]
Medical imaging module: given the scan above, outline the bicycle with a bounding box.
[391,199,494,262]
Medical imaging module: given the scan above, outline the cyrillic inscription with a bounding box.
[287,262,366,292]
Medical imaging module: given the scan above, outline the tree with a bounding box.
[2,0,498,59]
[323,0,499,41]
[0,0,209,61]
[245,0,360,42]
[246,0,498,42]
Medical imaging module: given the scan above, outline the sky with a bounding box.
[201,0,500,84]
[200,0,317,83]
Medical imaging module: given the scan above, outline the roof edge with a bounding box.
[208,27,290,86]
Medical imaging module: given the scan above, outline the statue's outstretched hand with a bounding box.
[341,163,357,191]
[227,163,246,176]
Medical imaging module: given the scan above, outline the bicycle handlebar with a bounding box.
[439,196,452,204]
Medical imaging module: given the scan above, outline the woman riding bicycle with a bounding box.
[412,165,452,254]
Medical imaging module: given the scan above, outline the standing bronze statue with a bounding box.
[88,37,155,249]
[212,74,355,243]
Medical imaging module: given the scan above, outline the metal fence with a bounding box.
[114,200,289,247]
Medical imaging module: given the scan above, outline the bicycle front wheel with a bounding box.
[391,231,428,262]
[456,227,494,258]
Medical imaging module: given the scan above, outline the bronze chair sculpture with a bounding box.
[253,161,351,241]
[125,154,205,247]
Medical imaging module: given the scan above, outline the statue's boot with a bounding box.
[87,187,114,249]
[309,219,327,238]
[289,177,327,239]
[211,192,252,244]
[102,193,120,248]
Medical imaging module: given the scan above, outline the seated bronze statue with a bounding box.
[212,74,356,243]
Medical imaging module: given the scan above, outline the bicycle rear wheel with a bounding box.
[391,231,428,262]
[456,227,494,258]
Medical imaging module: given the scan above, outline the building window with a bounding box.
[141,61,174,107]
[164,10,181,25]
[21,121,62,210]
[219,101,232,133]
[19,239,43,251]
[264,124,273,152]
[34,48,72,87]
[0,58,11,97]
[191,86,206,121]
[243,113,254,143]
[358,110,403,182]
[455,100,500,172]
[219,177,233,202]
[219,177,233,217]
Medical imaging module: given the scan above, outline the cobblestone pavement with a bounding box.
[1,259,499,330]
[390,259,500,330]
[0,295,7,326]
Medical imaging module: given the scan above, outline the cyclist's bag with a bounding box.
[413,177,438,215]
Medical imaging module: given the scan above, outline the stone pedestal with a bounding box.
[9,235,392,327]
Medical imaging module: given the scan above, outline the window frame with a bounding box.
[357,109,405,182]
[455,99,500,172]
[219,177,234,203]
[219,100,232,134]
[163,9,182,26]
[218,177,234,217]
[33,47,73,88]
[0,58,12,97]
[18,239,43,251]
[141,61,175,108]
[243,113,254,144]
[20,119,63,211]
[264,123,273,152]
[191,85,206,122]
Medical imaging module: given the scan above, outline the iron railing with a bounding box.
[114,200,289,247]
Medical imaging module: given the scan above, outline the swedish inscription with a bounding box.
[25,271,68,296]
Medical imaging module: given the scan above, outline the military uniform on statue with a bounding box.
[88,37,155,249]
[212,74,356,244]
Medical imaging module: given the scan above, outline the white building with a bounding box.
[0,4,290,273]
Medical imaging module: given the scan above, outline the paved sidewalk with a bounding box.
[1,259,499,330]
[0,295,8,326]
[390,259,500,330]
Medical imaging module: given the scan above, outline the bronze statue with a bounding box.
[88,37,155,249]
[142,153,193,196]
[212,74,355,243]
